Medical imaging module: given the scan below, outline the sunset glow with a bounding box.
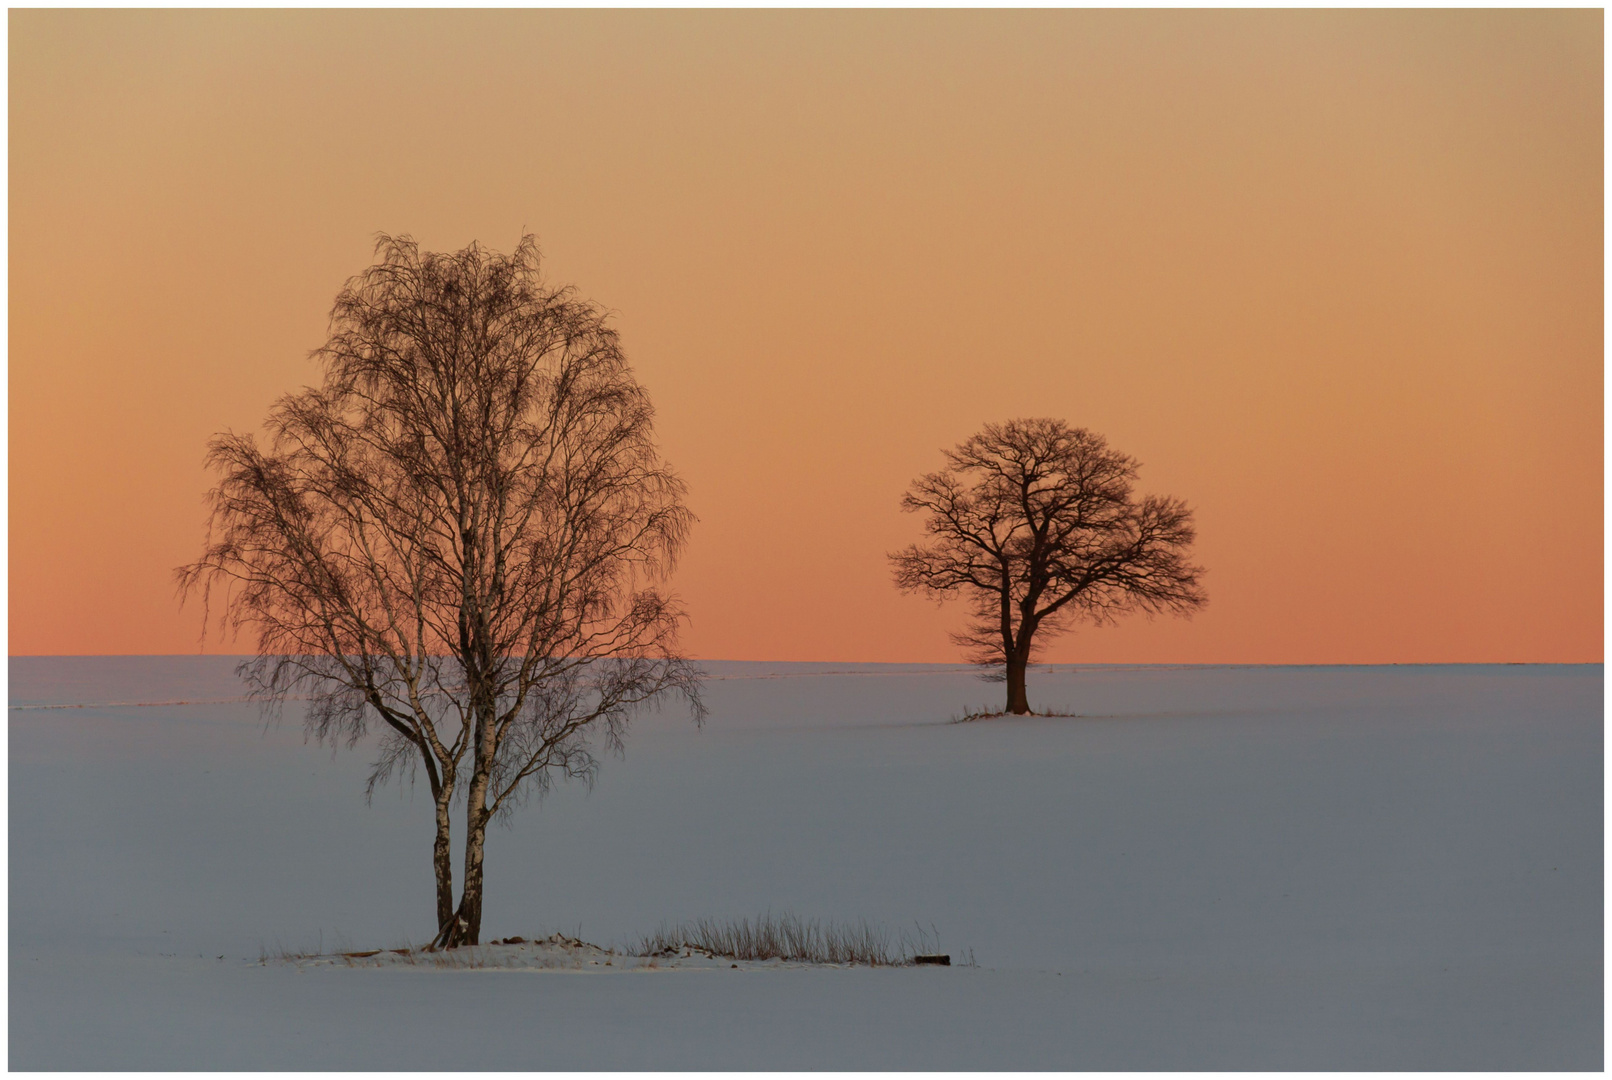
[9,9,1602,662]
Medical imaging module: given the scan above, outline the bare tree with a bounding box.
[179,234,702,948]
[891,419,1206,715]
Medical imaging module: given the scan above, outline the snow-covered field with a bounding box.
[9,658,1602,1069]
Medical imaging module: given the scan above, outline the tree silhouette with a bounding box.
[892,419,1205,714]
[180,234,701,948]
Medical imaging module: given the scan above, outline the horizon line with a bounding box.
[6,655,1603,668]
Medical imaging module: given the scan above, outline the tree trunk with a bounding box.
[438,732,493,949]
[458,811,487,945]
[435,807,487,949]
[432,790,455,939]
[1005,652,1031,714]
[435,634,497,950]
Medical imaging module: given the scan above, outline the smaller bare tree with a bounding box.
[891,419,1206,715]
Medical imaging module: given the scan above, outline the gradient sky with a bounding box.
[9,10,1603,662]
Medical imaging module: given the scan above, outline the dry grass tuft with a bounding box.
[631,912,934,966]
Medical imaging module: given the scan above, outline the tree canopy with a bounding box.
[180,234,701,946]
[891,418,1205,714]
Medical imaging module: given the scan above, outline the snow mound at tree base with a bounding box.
[270,933,908,972]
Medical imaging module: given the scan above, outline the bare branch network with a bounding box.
[179,234,702,948]
[891,418,1206,715]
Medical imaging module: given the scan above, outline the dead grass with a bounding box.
[630,912,936,966]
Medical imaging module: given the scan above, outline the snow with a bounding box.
[9,658,1602,1068]
[276,934,723,971]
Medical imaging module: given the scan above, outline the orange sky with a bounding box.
[9,10,1603,663]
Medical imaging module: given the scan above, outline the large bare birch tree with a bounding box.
[179,235,701,948]
[891,419,1206,715]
